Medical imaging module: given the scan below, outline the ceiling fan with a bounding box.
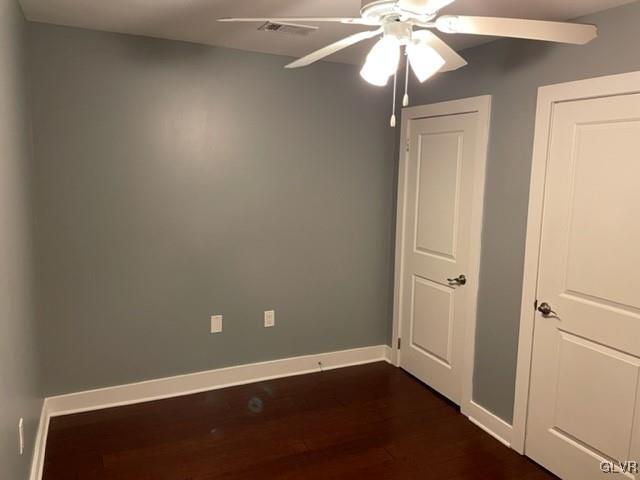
[220,0,597,125]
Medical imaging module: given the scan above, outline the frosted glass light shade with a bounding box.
[360,36,401,87]
[407,41,445,83]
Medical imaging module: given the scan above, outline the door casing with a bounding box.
[391,96,497,441]
[512,70,640,455]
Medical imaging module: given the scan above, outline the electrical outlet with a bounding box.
[210,315,223,334]
[18,418,24,456]
[264,310,275,328]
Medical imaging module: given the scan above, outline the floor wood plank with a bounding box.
[43,362,556,480]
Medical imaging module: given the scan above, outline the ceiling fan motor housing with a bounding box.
[361,0,394,9]
[361,0,398,20]
[361,0,437,22]
[383,21,413,44]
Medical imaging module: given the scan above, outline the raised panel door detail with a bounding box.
[553,333,640,462]
[410,275,454,366]
[564,121,640,311]
[414,131,463,260]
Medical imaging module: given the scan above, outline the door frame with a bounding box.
[391,95,493,435]
[512,70,640,454]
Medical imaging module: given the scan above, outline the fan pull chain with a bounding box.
[403,54,410,107]
[390,71,397,128]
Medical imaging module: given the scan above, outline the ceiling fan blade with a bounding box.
[218,17,373,26]
[285,29,383,69]
[435,15,597,45]
[414,30,467,72]
[398,0,456,15]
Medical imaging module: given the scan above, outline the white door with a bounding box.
[526,93,640,478]
[398,108,484,404]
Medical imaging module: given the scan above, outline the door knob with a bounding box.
[447,274,467,286]
[537,302,557,317]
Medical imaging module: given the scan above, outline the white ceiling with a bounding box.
[20,0,637,66]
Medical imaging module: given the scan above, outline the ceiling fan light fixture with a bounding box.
[221,3,598,125]
[407,36,445,82]
[360,36,400,87]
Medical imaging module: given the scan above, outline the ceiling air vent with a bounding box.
[258,21,318,36]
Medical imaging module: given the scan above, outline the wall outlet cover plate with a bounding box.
[264,310,275,328]
[210,315,223,334]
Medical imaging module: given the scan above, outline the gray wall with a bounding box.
[0,1,41,478]
[407,1,640,423]
[27,23,396,396]
[25,0,640,425]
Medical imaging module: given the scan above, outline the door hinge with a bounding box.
[405,139,410,153]
[397,338,401,349]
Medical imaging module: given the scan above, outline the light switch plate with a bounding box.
[264,310,275,328]
[210,315,223,334]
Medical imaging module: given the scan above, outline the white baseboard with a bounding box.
[383,345,393,363]
[46,345,390,417]
[463,400,514,448]
[29,401,50,480]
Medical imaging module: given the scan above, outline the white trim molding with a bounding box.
[511,70,640,455]
[29,402,50,480]
[392,95,495,439]
[466,400,513,448]
[383,345,393,363]
[45,345,390,417]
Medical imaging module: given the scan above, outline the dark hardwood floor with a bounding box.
[43,362,555,479]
